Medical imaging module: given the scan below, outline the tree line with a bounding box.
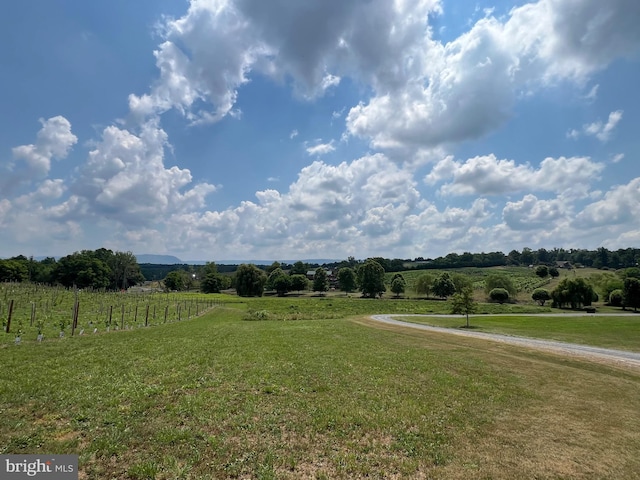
[0,250,144,290]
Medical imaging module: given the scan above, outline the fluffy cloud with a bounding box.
[305,140,335,156]
[70,121,217,225]
[568,110,624,142]
[128,0,442,124]
[502,194,569,230]
[426,154,604,197]
[2,116,77,191]
[573,177,640,228]
[347,0,640,150]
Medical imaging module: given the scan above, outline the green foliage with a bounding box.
[451,273,471,293]
[337,267,357,294]
[623,278,640,312]
[549,267,560,278]
[532,288,551,306]
[0,259,29,282]
[535,265,549,278]
[390,275,406,298]
[290,261,308,276]
[290,274,309,293]
[621,267,640,280]
[267,268,292,296]
[414,273,434,297]
[489,288,510,304]
[484,274,517,296]
[589,272,624,300]
[357,259,386,298]
[235,264,266,297]
[312,268,329,294]
[551,278,598,309]
[51,249,143,290]
[164,271,187,291]
[608,289,624,307]
[450,286,477,327]
[432,272,455,299]
[200,262,230,293]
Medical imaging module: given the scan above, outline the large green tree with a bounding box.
[432,272,456,299]
[235,264,266,297]
[551,278,598,309]
[623,277,640,312]
[357,259,386,298]
[312,268,329,294]
[200,263,228,293]
[290,274,309,293]
[414,273,434,297]
[267,268,292,296]
[164,270,187,291]
[337,267,357,294]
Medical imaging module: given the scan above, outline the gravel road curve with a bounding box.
[369,314,640,369]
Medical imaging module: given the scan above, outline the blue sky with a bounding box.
[1,0,639,261]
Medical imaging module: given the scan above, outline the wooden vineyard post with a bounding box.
[164,305,168,323]
[71,300,80,336]
[30,303,36,326]
[120,304,125,329]
[108,305,113,330]
[145,305,149,327]
[5,299,14,333]
[134,305,138,325]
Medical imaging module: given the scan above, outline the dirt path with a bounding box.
[369,314,640,369]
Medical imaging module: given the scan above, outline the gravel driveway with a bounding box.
[369,314,640,369]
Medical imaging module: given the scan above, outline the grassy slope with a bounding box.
[1,303,640,479]
[398,314,640,351]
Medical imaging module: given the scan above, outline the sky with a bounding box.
[0,0,639,262]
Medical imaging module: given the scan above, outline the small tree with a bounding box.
[337,267,357,294]
[489,288,509,304]
[357,259,386,298]
[390,275,406,298]
[451,287,477,328]
[532,288,551,306]
[432,272,456,299]
[313,268,329,294]
[549,267,559,278]
[290,274,309,294]
[535,265,549,278]
[415,273,434,298]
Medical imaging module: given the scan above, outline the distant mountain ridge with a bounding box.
[136,255,339,265]
[136,254,184,264]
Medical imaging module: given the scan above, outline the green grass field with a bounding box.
[2,294,640,478]
[398,314,640,351]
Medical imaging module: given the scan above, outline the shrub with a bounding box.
[532,288,551,306]
[489,288,510,304]
[608,289,624,307]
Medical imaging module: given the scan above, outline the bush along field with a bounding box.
[1,293,640,479]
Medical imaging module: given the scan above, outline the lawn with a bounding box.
[397,314,640,351]
[1,299,640,479]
